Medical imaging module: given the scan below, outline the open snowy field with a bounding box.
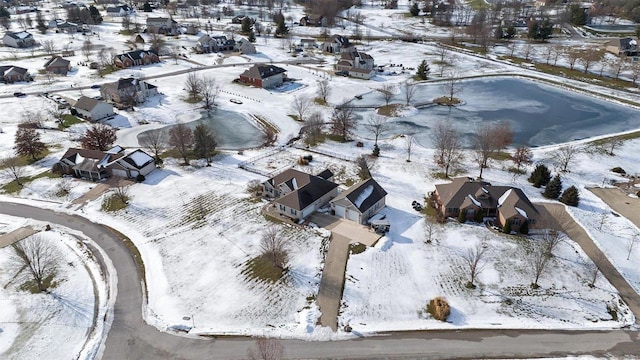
[0,215,111,359]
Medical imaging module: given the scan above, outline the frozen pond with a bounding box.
[353,77,640,147]
[139,109,265,150]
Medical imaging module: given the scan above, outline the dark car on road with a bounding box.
[13,92,26,97]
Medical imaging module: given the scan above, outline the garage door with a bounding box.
[335,205,345,217]
[112,169,128,178]
[346,209,359,222]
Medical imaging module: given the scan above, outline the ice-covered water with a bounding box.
[354,77,640,147]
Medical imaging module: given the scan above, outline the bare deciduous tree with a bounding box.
[260,225,288,269]
[365,114,388,146]
[405,134,415,162]
[247,338,285,360]
[566,49,581,70]
[431,121,464,178]
[522,43,533,61]
[472,121,513,178]
[82,39,93,61]
[378,83,395,106]
[201,76,220,110]
[185,72,203,102]
[330,104,357,141]
[139,130,167,162]
[541,227,564,258]
[626,233,638,260]
[423,216,441,244]
[510,146,533,173]
[554,145,580,172]
[302,112,324,146]
[316,79,330,103]
[57,177,73,196]
[10,235,61,292]
[41,39,56,56]
[602,138,623,156]
[443,71,462,102]
[404,81,417,105]
[113,181,131,204]
[168,122,194,165]
[460,241,487,288]
[529,241,550,289]
[291,95,312,122]
[437,47,451,77]
[1,157,26,186]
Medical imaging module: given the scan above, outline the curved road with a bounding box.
[0,201,638,359]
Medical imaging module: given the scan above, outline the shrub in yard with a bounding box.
[611,167,626,175]
[297,157,309,165]
[560,185,580,207]
[520,220,529,235]
[528,164,551,188]
[426,296,450,321]
[474,209,484,223]
[458,211,466,223]
[503,221,511,234]
[543,174,562,199]
[136,174,145,182]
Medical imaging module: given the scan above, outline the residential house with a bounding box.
[197,34,235,53]
[48,20,80,33]
[43,56,71,75]
[110,149,156,178]
[335,47,375,79]
[56,147,125,181]
[57,147,156,180]
[239,64,286,88]
[146,17,177,35]
[235,38,256,54]
[263,169,338,221]
[330,178,387,224]
[300,38,317,48]
[106,5,134,17]
[100,77,158,105]
[433,177,539,232]
[300,14,326,27]
[0,66,31,83]
[322,34,351,53]
[605,37,638,57]
[73,96,115,121]
[184,24,199,35]
[113,49,160,68]
[2,31,35,48]
[232,15,253,24]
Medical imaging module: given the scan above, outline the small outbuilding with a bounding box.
[73,96,115,121]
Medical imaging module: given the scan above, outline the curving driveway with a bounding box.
[0,201,638,359]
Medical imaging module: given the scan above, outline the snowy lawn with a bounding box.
[0,216,110,360]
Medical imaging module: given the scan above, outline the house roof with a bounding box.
[240,64,286,80]
[275,176,338,211]
[121,149,154,169]
[435,177,538,219]
[4,31,32,40]
[618,37,638,51]
[44,56,70,68]
[60,147,125,173]
[74,96,101,111]
[0,65,28,76]
[316,169,333,180]
[266,168,316,189]
[331,178,387,213]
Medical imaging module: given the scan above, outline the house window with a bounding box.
[279,204,285,211]
[528,219,536,224]
[511,218,521,225]
[290,209,297,215]
[447,208,458,214]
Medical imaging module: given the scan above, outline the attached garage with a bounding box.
[111,168,128,178]
[330,178,388,224]
[334,205,345,217]
[346,209,359,222]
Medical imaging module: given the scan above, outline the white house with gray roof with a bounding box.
[330,178,387,224]
[73,96,115,122]
[3,31,35,48]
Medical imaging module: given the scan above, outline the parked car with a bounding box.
[90,84,101,89]
[13,92,26,97]
[229,99,243,104]
[335,71,349,77]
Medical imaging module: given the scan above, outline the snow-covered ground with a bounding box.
[0,0,639,352]
[0,216,112,359]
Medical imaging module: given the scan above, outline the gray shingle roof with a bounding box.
[331,178,387,212]
[275,176,337,211]
[241,64,286,80]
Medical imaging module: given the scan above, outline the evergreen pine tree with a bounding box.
[143,2,152,12]
[409,3,420,16]
[248,30,256,43]
[520,220,529,235]
[89,5,103,24]
[474,209,484,223]
[35,11,47,34]
[274,12,288,37]
[543,174,562,199]
[528,164,551,188]
[503,220,511,234]
[372,144,380,157]
[241,17,253,34]
[560,185,580,207]
[416,60,430,80]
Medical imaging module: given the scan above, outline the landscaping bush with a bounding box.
[372,144,380,157]
[611,167,626,175]
[458,211,466,223]
[520,220,529,235]
[474,209,484,223]
[543,174,562,199]
[136,174,145,182]
[560,185,580,207]
[426,296,450,321]
[297,157,309,165]
[503,221,511,234]
[528,164,551,188]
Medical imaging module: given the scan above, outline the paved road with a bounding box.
[539,203,640,324]
[1,201,639,359]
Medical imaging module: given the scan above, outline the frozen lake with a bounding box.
[353,77,640,147]
[138,109,265,150]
